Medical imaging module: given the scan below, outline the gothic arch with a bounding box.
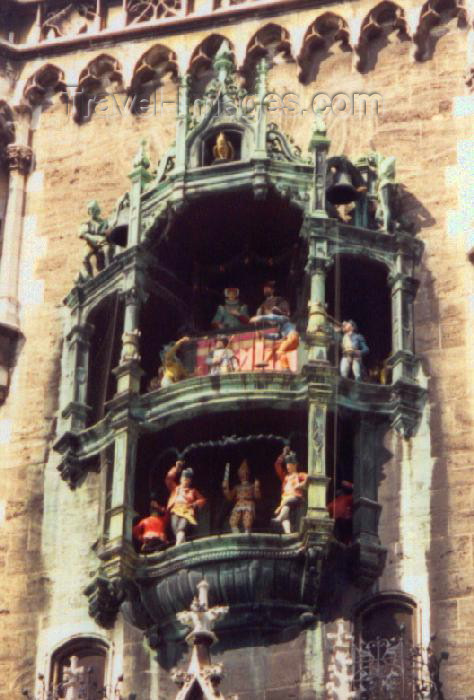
[242,23,293,88]
[355,1,410,72]
[188,34,236,99]
[23,64,67,108]
[130,44,178,99]
[74,54,124,123]
[298,13,351,85]
[413,0,467,60]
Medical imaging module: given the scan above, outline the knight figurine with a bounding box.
[222,459,261,533]
[212,131,235,163]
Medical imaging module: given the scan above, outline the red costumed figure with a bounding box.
[132,497,169,552]
[272,446,308,534]
[165,460,206,545]
[327,480,354,544]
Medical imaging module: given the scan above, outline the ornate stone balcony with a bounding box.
[87,530,333,644]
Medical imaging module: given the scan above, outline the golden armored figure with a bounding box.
[222,460,261,533]
[212,132,235,162]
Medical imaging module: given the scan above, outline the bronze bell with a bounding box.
[326,170,362,205]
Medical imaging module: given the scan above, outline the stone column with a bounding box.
[62,321,94,432]
[388,253,419,383]
[0,147,33,329]
[254,58,269,159]
[175,75,190,173]
[351,414,384,586]
[309,112,330,217]
[113,285,144,395]
[306,230,331,365]
[305,391,331,523]
[128,140,151,247]
[106,422,138,567]
[0,105,33,401]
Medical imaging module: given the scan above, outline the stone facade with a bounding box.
[0,0,473,698]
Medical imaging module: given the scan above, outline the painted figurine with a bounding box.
[212,131,235,163]
[206,336,239,375]
[335,320,369,381]
[249,309,299,371]
[212,288,249,331]
[256,281,290,317]
[272,446,308,534]
[160,336,190,387]
[132,497,169,552]
[222,460,261,533]
[327,481,353,545]
[165,461,206,545]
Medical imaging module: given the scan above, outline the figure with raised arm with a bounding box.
[160,336,191,387]
[222,459,261,533]
[166,460,206,545]
[272,446,308,534]
[250,300,299,371]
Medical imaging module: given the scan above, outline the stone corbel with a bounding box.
[83,573,126,629]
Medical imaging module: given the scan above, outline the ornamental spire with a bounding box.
[172,580,238,700]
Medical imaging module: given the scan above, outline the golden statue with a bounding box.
[212,132,235,162]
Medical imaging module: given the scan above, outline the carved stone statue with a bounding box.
[78,200,111,277]
[132,497,169,552]
[165,461,206,545]
[212,132,235,163]
[222,460,261,533]
[206,336,239,375]
[212,288,249,331]
[272,446,308,534]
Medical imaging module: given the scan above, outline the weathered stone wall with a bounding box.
[0,3,473,698]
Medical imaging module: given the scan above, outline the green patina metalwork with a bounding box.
[57,47,426,641]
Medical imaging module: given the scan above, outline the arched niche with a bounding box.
[140,190,306,388]
[133,406,308,543]
[191,123,245,167]
[326,254,392,381]
[48,636,108,695]
[86,294,124,426]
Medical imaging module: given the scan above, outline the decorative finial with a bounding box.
[256,57,268,99]
[313,107,327,137]
[172,580,236,699]
[213,40,234,85]
[133,138,150,170]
